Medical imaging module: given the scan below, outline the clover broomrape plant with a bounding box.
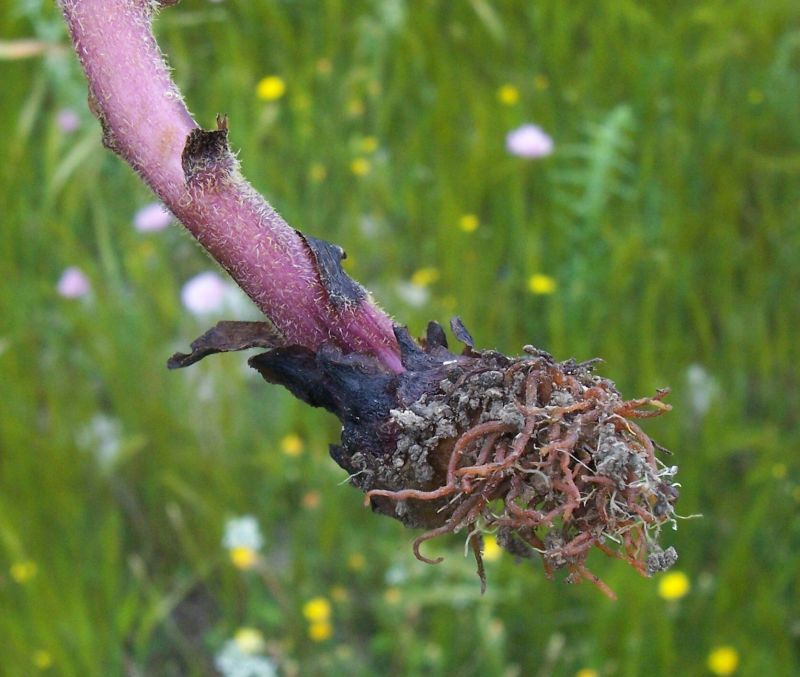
[59,0,680,597]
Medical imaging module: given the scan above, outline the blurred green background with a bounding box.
[2,0,799,674]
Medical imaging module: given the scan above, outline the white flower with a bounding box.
[214,640,277,677]
[384,564,408,586]
[56,108,80,134]
[685,364,718,417]
[57,266,91,299]
[359,213,387,238]
[234,628,265,654]
[181,272,229,315]
[77,414,122,468]
[180,272,254,318]
[394,280,430,308]
[506,123,554,158]
[133,202,173,232]
[222,515,264,552]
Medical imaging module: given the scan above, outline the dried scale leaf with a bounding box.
[168,321,285,369]
[297,233,366,309]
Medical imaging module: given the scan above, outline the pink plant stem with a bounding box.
[59,0,402,372]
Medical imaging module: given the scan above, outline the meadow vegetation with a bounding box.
[1,0,799,674]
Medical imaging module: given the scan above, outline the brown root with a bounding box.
[366,352,678,597]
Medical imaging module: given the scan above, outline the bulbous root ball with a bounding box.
[364,350,678,598]
[170,317,679,598]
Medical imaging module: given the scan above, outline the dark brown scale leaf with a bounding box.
[167,320,285,369]
[297,233,366,308]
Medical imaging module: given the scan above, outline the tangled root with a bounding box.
[366,351,679,598]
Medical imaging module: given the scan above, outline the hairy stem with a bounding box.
[59,0,401,372]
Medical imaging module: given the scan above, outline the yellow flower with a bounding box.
[32,650,52,670]
[303,596,332,623]
[707,646,740,675]
[347,552,366,571]
[230,546,259,570]
[534,74,550,91]
[350,157,371,176]
[234,627,265,654]
[384,587,402,605]
[256,75,286,102]
[497,84,520,105]
[10,560,38,583]
[347,99,364,117]
[360,136,379,154]
[575,669,598,677]
[488,619,504,641]
[302,490,321,510]
[771,463,787,479]
[658,571,690,601]
[482,535,502,562]
[528,273,557,295]
[308,620,333,642]
[316,58,333,76]
[459,214,479,233]
[280,433,304,457]
[411,267,440,287]
[330,585,349,602]
[309,163,327,183]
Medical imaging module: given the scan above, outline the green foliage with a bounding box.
[1,0,799,674]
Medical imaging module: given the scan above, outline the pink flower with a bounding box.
[506,124,554,158]
[57,266,91,298]
[181,272,228,315]
[133,202,173,232]
[56,108,81,134]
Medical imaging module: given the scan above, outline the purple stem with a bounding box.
[59,0,402,373]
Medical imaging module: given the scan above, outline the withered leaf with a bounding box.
[168,320,285,369]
